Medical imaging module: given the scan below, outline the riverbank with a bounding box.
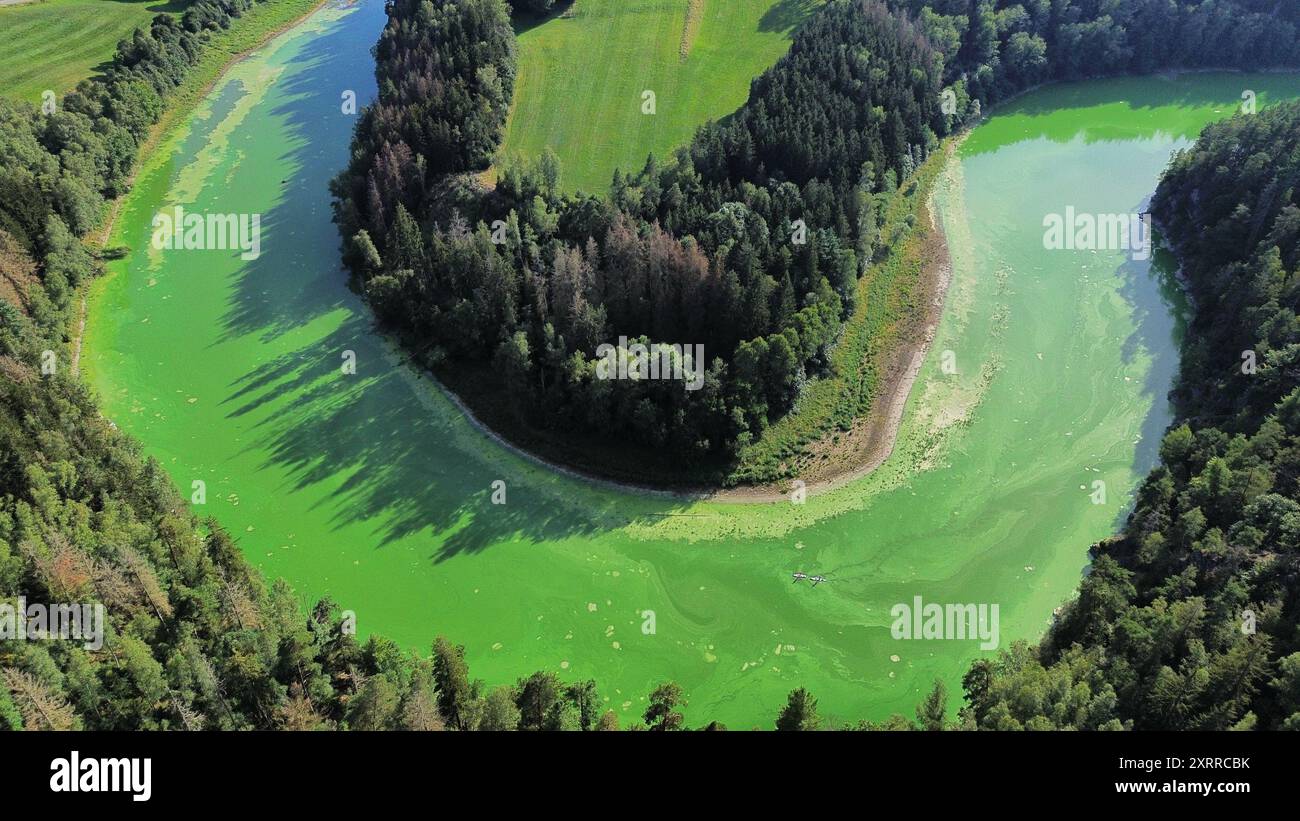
[422,141,960,503]
[71,0,329,373]
[731,146,958,501]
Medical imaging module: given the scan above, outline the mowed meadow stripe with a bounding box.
[680,0,705,61]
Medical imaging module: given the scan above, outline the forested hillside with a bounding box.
[0,0,357,732]
[332,0,1300,730]
[333,0,1300,485]
[890,0,1300,109]
[334,0,949,483]
[957,101,1300,731]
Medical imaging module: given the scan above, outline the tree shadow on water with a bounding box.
[212,0,695,563]
[217,0,382,343]
[223,318,690,564]
[1112,199,1189,529]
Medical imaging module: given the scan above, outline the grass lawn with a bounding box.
[499,0,823,194]
[0,0,195,105]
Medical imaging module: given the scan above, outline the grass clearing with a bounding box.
[500,0,824,193]
[0,0,194,105]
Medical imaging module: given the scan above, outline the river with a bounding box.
[83,0,1300,726]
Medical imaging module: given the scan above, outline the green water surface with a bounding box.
[84,0,1300,726]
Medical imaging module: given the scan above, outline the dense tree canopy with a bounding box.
[890,0,1300,106]
[0,0,632,733]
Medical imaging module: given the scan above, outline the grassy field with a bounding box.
[500,0,823,193]
[0,0,196,105]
